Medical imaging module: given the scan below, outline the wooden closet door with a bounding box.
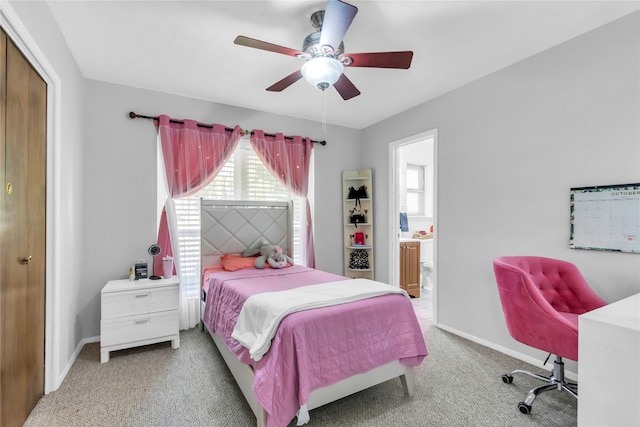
[0,29,47,427]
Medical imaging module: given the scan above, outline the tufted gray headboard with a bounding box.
[200,200,293,268]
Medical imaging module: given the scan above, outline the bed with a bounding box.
[199,200,427,427]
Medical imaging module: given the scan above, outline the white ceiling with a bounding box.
[46,1,639,129]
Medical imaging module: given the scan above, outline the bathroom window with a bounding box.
[406,164,425,216]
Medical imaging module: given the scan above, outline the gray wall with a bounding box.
[362,11,640,370]
[81,80,362,336]
[7,0,86,388]
[8,0,640,389]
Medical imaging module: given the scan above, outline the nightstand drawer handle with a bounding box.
[134,319,149,325]
[135,293,150,298]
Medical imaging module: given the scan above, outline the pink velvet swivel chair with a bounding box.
[492,256,606,414]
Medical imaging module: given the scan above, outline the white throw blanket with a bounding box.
[231,278,408,361]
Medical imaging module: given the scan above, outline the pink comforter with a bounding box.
[202,266,427,427]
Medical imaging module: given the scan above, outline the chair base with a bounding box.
[502,355,577,414]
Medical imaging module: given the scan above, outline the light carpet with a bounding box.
[25,300,576,426]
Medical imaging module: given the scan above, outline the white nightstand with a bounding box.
[100,277,180,363]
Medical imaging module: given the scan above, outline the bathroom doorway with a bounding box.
[389,130,437,324]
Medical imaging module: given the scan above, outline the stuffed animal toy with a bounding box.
[242,242,294,269]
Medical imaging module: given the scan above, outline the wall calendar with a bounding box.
[570,183,640,253]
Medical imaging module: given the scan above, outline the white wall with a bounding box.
[399,138,434,235]
[80,80,362,336]
[362,11,640,371]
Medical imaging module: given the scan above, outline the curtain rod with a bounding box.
[128,112,327,146]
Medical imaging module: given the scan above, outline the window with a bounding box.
[406,163,426,216]
[172,139,304,297]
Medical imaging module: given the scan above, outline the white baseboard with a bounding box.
[435,323,578,381]
[52,335,100,392]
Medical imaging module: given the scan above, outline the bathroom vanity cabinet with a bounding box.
[399,241,421,298]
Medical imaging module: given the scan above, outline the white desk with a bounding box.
[578,293,640,427]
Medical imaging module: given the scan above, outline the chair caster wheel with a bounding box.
[502,374,513,384]
[518,402,532,414]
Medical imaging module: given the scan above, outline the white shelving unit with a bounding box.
[342,169,374,279]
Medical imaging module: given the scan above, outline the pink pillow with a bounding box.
[220,254,257,271]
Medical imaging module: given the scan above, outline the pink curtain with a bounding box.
[155,115,242,276]
[250,130,315,267]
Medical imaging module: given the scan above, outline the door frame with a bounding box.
[0,2,61,393]
[388,129,438,322]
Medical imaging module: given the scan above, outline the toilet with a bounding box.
[420,239,434,291]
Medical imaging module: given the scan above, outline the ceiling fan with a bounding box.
[234,0,413,100]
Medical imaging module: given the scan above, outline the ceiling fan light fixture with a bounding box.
[234,0,411,100]
[301,57,344,91]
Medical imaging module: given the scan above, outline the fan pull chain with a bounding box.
[321,90,327,133]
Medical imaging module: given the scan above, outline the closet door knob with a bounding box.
[22,256,32,265]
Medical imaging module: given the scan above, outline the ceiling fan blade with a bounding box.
[333,73,361,100]
[343,51,414,69]
[319,0,358,54]
[234,36,304,57]
[266,69,303,92]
